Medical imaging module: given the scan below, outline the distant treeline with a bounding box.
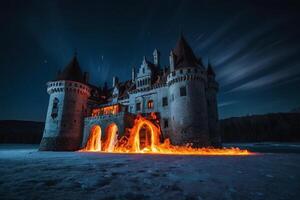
[0,113,300,144]
[220,113,300,142]
[0,120,44,144]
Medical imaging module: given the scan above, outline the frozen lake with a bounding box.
[0,144,300,200]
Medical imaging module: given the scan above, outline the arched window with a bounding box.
[147,100,154,109]
[51,98,59,119]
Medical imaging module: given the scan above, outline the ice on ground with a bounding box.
[0,144,300,200]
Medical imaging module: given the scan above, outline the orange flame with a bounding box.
[81,125,101,151]
[81,114,253,155]
[102,124,118,152]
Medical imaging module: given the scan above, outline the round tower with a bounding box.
[167,35,210,147]
[206,63,221,147]
[39,55,91,151]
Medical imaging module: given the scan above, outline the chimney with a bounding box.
[112,76,119,87]
[169,50,175,71]
[153,48,160,66]
[131,67,136,83]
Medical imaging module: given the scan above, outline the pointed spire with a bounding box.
[169,50,175,71]
[56,53,85,83]
[131,67,136,83]
[153,48,160,66]
[142,56,147,64]
[173,33,200,69]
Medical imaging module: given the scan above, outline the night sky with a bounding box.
[1,0,300,121]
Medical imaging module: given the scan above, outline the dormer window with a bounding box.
[143,68,145,73]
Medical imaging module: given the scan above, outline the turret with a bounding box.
[153,48,160,66]
[167,34,210,147]
[112,76,119,87]
[169,50,175,72]
[131,67,136,83]
[39,54,91,151]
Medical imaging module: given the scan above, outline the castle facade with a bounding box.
[39,35,220,151]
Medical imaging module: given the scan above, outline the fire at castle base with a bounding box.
[80,114,252,156]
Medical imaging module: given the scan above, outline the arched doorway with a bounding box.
[103,123,118,152]
[84,125,102,151]
[130,117,161,152]
[139,124,152,149]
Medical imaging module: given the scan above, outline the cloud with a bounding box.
[196,14,242,52]
[213,20,286,67]
[227,65,300,93]
[217,41,299,87]
[218,101,238,108]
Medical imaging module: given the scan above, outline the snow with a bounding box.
[0,144,300,200]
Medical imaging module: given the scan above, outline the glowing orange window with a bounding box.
[147,100,154,109]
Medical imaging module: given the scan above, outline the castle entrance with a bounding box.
[103,123,118,152]
[84,125,102,151]
[128,115,161,152]
[139,124,152,150]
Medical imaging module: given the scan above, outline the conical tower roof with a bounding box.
[57,54,85,83]
[173,34,201,69]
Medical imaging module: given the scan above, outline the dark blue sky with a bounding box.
[1,0,300,121]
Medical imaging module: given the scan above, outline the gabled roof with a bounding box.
[56,55,85,83]
[173,34,202,69]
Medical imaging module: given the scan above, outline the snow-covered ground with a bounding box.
[0,144,300,200]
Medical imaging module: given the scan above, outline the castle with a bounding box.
[39,34,220,151]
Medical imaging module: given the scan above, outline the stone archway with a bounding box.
[84,125,102,151]
[103,123,119,152]
[129,117,161,152]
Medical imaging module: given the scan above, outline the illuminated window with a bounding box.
[147,100,154,109]
[180,86,186,96]
[162,97,168,107]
